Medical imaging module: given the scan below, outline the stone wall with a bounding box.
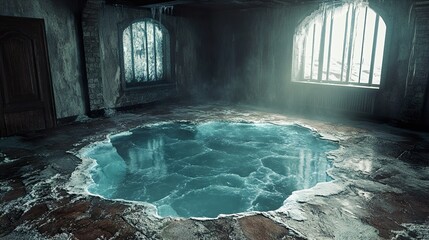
[98,5,176,110]
[401,2,429,125]
[83,4,211,111]
[173,13,213,100]
[82,0,104,111]
[0,0,87,118]
[2,0,427,126]
[209,0,429,125]
[211,7,296,105]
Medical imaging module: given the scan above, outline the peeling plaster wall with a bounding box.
[401,2,429,126]
[174,14,213,100]
[211,7,295,105]
[210,0,423,123]
[376,0,417,122]
[0,0,86,119]
[98,5,126,109]
[98,6,211,109]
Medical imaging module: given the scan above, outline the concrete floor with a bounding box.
[0,102,428,240]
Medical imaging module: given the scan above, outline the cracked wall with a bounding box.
[0,0,87,119]
[209,0,428,126]
[401,2,429,126]
[86,5,211,110]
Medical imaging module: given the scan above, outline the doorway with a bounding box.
[0,16,56,137]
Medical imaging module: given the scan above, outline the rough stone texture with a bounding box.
[209,0,427,125]
[0,0,86,118]
[401,2,429,124]
[98,5,177,110]
[211,7,292,105]
[161,220,217,240]
[174,14,213,100]
[238,215,292,240]
[82,0,104,111]
[1,0,426,127]
[94,5,210,109]
[0,102,428,239]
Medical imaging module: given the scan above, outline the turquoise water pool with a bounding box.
[83,121,338,218]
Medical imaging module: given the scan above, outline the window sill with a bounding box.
[291,80,380,90]
[123,82,176,92]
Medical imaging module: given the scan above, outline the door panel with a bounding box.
[1,32,41,104]
[0,16,55,137]
[4,110,46,136]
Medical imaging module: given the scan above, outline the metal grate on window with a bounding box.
[292,2,386,88]
[122,19,166,87]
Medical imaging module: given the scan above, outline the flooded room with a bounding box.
[0,0,428,239]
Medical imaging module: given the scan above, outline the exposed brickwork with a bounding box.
[82,2,179,112]
[82,0,104,111]
[117,87,176,107]
[402,4,429,122]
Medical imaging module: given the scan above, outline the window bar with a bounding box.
[345,5,357,83]
[310,23,316,80]
[153,23,158,80]
[358,7,368,84]
[326,10,334,81]
[340,5,350,82]
[301,35,307,80]
[318,8,327,82]
[144,21,150,82]
[129,25,136,82]
[369,14,380,86]
[161,31,165,79]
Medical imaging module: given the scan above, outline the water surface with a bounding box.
[84,121,338,218]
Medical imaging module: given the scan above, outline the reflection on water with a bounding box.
[298,149,332,189]
[86,122,338,218]
[116,136,167,177]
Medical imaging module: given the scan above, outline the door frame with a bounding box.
[0,16,56,136]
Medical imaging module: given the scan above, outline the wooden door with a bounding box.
[0,16,56,137]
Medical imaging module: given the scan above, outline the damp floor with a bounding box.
[1,101,428,240]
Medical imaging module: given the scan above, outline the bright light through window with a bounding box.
[292,2,386,88]
[121,19,168,88]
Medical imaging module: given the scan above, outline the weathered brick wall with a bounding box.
[401,3,429,123]
[82,3,183,112]
[82,0,104,111]
[98,5,180,110]
[117,87,176,107]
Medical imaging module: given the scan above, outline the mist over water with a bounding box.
[84,122,338,218]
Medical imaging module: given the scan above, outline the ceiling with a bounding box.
[105,0,334,10]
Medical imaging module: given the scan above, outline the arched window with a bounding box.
[292,2,386,88]
[121,19,170,89]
